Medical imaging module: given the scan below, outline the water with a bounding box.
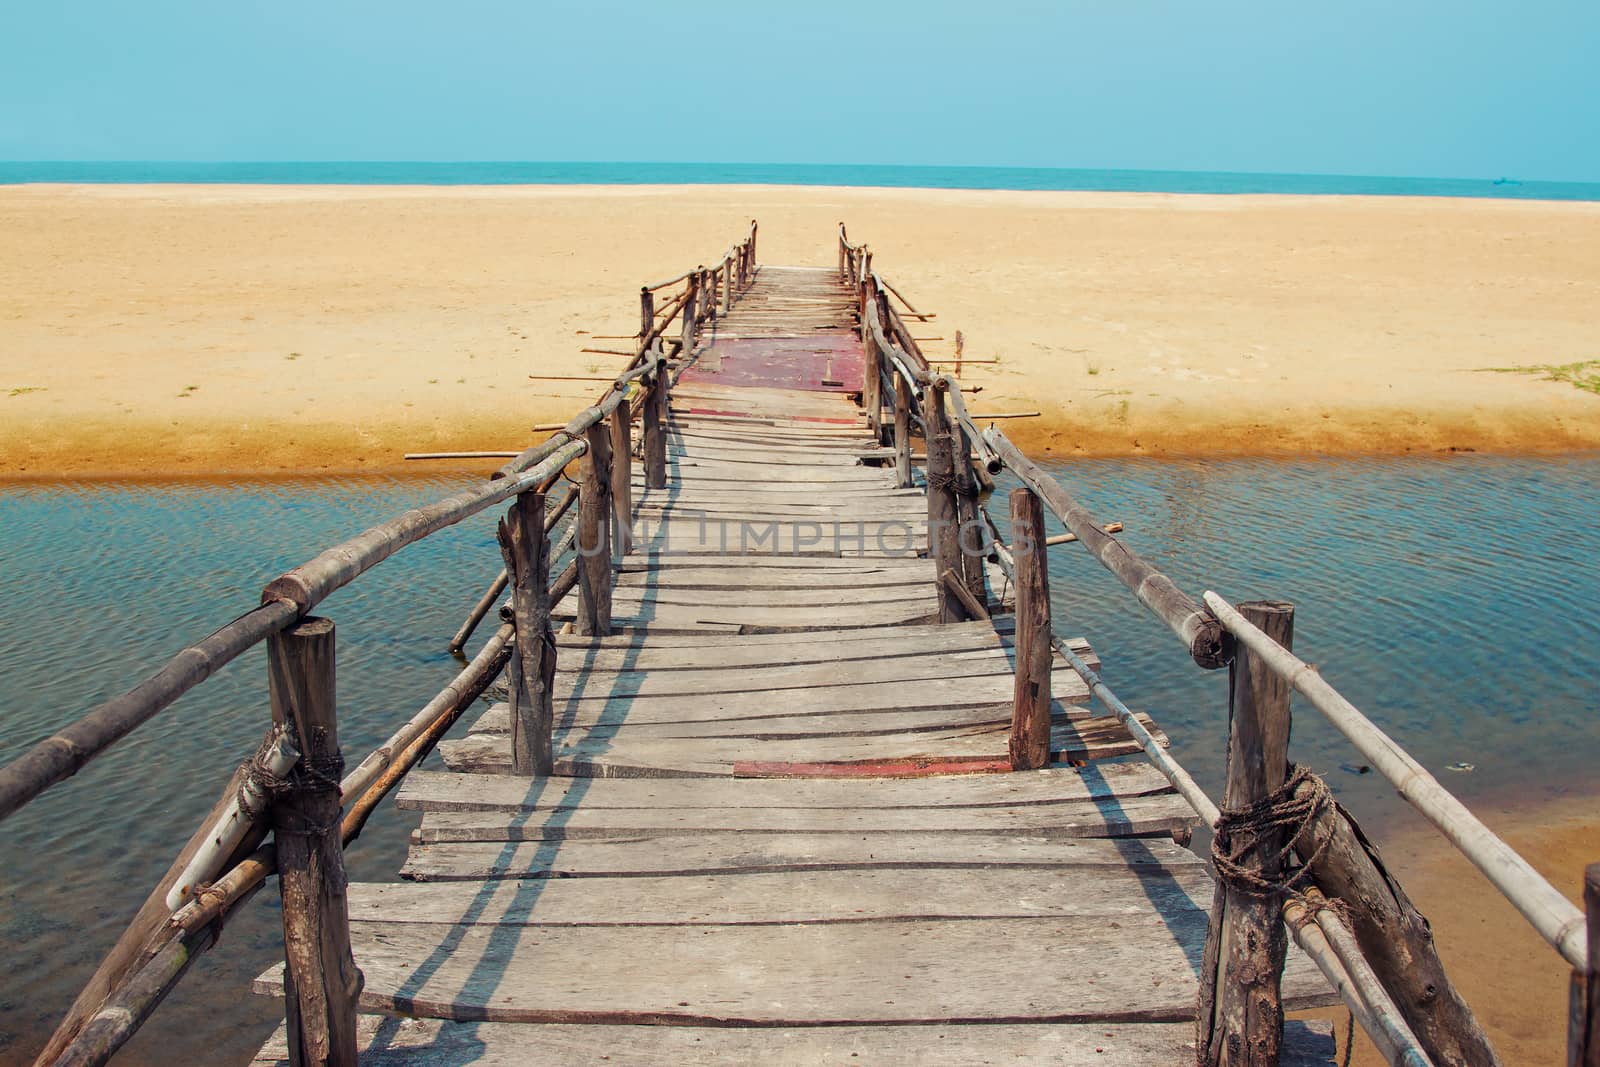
[2,161,1598,203]
[1,456,1597,1063]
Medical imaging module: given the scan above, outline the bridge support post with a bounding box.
[952,423,986,606]
[638,287,654,355]
[577,423,614,635]
[1007,489,1052,770]
[498,492,555,777]
[608,400,633,557]
[1574,864,1600,1067]
[1199,600,1294,1067]
[644,371,668,490]
[680,270,700,355]
[925,388,963,623]
[268,617,361,1067]
[862,317,882,441]
[893,372,913,489]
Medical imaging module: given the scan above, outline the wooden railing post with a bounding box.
[577,423,613,635]
[638,287,654,355]
[862,317,882,442]
[1008,489,1052,770]
[951,422,985,603]
[701,268,715,323]
[643,372,668,490]
[497,493,554,776]
[926,388,962,622]
[722,259,732,312]
[893,371,913,489]
[1199,601,1295,1067]
[680,270,700,354]
[1574,863,1600,1067]
[268,617,360,1067]
[608,396,633,557]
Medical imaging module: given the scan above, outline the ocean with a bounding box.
[1,161,1598,202]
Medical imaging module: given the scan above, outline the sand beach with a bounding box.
[1,182,1597,480]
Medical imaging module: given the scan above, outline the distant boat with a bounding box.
[1493,177,1522,186]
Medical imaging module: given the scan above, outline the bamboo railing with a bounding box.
[13,223,759,1067]
[839,225,1595,1067]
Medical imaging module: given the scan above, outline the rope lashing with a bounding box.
[1210,764,1342,918]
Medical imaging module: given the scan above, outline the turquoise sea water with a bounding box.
[0,456,1597,1063]
[3,161,1598,202]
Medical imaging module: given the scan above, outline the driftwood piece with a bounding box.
[576,424,613,636]
[497,493,555,777]
[1200,601,1294,1067]
[987,427,1231,669]
[268,618,360,1067]
[1294,785,1500,1065]
[1008,489,1052,771]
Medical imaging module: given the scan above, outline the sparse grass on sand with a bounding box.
[1482,360,1600,394]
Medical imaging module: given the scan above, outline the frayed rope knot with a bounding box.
[1210,764,1343,920]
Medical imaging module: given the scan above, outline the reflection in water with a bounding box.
[0,455,1596,1064]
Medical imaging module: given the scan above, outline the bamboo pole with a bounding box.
[30,761,263,1065]
[1203,590,1589,971]
[1008,488,1052,771]
[498,493,554,776]
[268,617,359,1067]
[404,451,521,460]
[0,600,298,827]
[987,427,1231,669]
[576,423,613,636]
[1200,601,1294,1067]
[267,438,585,614]
[52,624,515,1067]
[1284,896,1434,1067]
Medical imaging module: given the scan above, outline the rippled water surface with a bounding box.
[0,456,1596,1064]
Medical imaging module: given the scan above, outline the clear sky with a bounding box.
[2,0,1596,181]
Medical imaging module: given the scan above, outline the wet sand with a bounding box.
[2,183,1598,481]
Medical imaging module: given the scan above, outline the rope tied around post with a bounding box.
[233,727,299,824]
[1210,764,1342,920]
[271,748,345,837]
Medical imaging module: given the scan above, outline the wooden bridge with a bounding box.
[9,224,1595,1067]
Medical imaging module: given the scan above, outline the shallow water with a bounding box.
[0,456,1596,1064]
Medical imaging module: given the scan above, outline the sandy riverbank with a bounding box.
[1294,791,1598,1066]
[1,183,1597,480]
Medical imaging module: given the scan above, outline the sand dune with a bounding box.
[1,182,1597,479]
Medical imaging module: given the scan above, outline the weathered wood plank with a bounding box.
[348,865,1213,924]
[395,760,1169,813]
[438,713,1166,778]
[254,1016,1337,1066]
[252,914,1336,1025]
[474,670,1094,731]
[409,792,1198,842]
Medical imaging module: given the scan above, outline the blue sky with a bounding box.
[2,0,1596,180]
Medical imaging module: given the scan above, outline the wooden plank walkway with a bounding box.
[252,263,1336,1063]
